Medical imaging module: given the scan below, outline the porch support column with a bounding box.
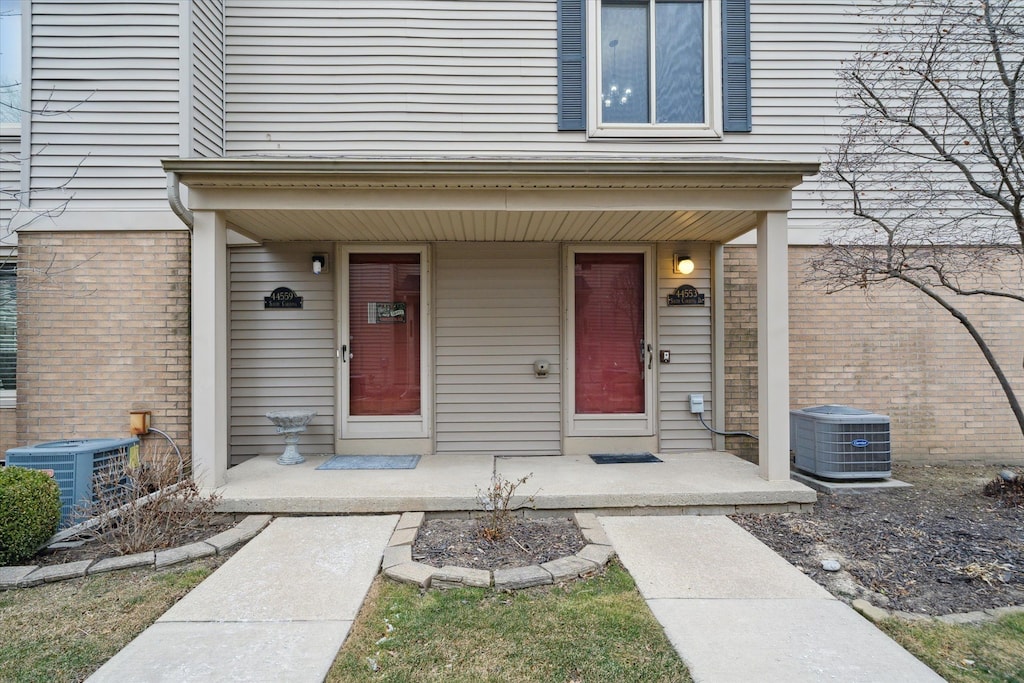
[191,209,228,489]
[756,210,791,481]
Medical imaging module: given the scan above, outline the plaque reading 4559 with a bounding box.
[265,287,304,309]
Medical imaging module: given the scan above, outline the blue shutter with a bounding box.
[557,0,586,131]
[722,0,751,132]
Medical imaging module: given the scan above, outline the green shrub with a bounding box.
[0,467,62,565]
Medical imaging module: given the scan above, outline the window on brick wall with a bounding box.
[0,263,14,398]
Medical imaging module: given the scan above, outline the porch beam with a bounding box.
[756,210,791,481]
[187,187,795,214]
[192,209,229,489]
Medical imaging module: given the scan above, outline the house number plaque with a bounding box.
[264,287,303,309]
[667,284,705,306]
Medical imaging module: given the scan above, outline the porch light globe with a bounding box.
[676,257,695,275]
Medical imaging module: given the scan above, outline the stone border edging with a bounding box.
[0,514,273,590]
[852,598,1024,625]
[382,511,615,590]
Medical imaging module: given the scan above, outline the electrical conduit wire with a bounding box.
[146,427,185,482]
[697,411,759,441]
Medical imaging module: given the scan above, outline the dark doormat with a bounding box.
[316,455,421,470]
[589,453,662,464]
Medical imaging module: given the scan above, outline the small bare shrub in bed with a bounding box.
[475,467,536,541]
[983,469,1024,508]
[71,451,222,556]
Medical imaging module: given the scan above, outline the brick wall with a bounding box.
[0,408,14,456]
[15,231,192,464]
[725,245,1024,466]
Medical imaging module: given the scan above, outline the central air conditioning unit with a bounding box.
[4,437,140,528]
[790,405,891,480]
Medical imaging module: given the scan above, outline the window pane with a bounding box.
[0,0,20,124]
[0,265,15,392]
[656,0,704,123]
[601,3,649,124]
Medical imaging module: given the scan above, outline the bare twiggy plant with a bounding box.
[475,463,536,542]
[69,449,221,556]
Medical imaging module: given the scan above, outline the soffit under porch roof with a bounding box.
[163,156,820,245]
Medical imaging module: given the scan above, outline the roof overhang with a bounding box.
[162,156,820,244]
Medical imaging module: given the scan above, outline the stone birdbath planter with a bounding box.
[265,409,317,465]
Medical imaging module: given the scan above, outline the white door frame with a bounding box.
[564,244,656,437]
[337,244,432,440]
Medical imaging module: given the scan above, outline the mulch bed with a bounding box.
[733,465,1024,616]
[412,517,586,571]
[23,514,239,568]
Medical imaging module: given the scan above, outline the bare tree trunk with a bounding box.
[901,274,1024,437]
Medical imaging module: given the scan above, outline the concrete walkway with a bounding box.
[86,516,397,683]
[86,513,946,682]
[601,516,945,682]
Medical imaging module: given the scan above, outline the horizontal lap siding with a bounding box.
[222,1,873,237]
[657,244,714,451]
[191,0,224,157]
[229,244,336,465]
[434,243,561,455]
[29,1,182,209]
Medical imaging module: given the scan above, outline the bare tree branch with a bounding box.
[811,0,1024,438]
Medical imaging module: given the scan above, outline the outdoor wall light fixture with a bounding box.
[312,253,328,275]
[674,255,695,275]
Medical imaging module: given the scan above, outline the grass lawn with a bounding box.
[328,561,692,683]
[0,557,224,683]
[881,612,1024,683]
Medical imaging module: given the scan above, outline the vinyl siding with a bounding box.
[29,0,182,209]
[229,244,336,465]
[656,243,714,451]
[221,0,874,236]
[191,0,224,157]
[434,243,561,455]
[0,135,18,242]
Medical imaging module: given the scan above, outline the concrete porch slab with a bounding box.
[214,451,816,516]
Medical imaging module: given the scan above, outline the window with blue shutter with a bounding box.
[558,0,586,131]
[558,0,751,136]
[722,0,752,132]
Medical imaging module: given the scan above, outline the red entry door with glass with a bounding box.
[574,252,645,414]
[346,253,421,416]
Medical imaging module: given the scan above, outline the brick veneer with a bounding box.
[14,231,191,464]
[724,245,1024,465]
[0,408,14,455]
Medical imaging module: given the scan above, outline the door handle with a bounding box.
[647,343,653,370]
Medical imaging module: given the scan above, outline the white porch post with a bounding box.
[756,210,791,481]
[191,209,228,488]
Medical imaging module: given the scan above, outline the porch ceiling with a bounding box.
[218,208,757,243]
[164,156,820,244]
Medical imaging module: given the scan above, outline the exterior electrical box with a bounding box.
[4,437,140,528]
[790,405,891,480]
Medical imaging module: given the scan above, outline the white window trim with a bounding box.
[337,244,432,440]
[586,0,722,139]
[564,244,657,438]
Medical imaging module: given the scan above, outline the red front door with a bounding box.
[574,252,645,414]
[347,253,421,417]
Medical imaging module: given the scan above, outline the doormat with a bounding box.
[316,455,421,470]
[589,453,662,465]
